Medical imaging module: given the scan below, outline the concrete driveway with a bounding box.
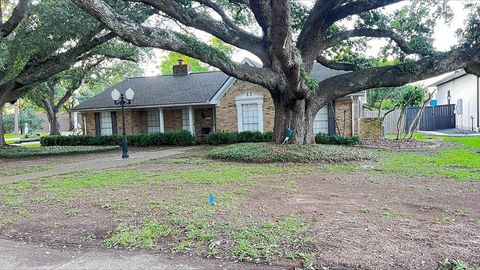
[0,239,283,270]
[0,148,185,185]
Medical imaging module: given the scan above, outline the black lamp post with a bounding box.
[111,88,134,159]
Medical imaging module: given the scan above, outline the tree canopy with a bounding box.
[0,0,153,144]
[71,0,480,144]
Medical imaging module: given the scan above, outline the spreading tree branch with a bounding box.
[323,28,434,56]
[129,0,267,61]
[317,47,480,101]
[0,0,30,38]
[316,56,361,71]
[73,0,280,89]
[296,0,344,65]
[0,32,117,104]
[325,0,402,27]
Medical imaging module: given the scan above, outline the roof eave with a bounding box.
[73,102,213,112]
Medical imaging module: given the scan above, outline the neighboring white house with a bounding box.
[430,70,480,132]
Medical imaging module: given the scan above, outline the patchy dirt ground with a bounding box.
[0,146,479,269]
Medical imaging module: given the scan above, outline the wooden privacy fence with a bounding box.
[363,109,402,134]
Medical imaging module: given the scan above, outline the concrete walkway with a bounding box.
[0,148,184,185]
[0,239,283,270]
[421,128,480,137]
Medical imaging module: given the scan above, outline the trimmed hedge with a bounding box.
[208,143,375,163]
[0,146,119,158]
[40,130,195,147]
[315,133,360,145]
[205,131,273,145]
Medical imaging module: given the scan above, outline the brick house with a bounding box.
[73,58,366,142]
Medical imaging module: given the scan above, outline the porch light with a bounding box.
[125,88,135,100]
[111,89,120,101]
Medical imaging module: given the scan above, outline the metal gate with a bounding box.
[405,104,455,131]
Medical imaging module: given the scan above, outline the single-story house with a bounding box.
[430,70,480,132]
[73,58,366,142]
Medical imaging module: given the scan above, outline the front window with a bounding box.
[313,106,329,134]
[182,109,190,131]
[242,104,260,132]
[147,110,160,134]
[100,111,112,136]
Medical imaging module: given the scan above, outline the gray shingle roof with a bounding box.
[74,61,351,111]
[429,70,467,87]
[74,71,229,110]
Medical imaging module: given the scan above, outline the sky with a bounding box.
[142,0,471,87]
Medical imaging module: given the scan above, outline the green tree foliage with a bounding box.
[3,103,43,134]
[160,52,209,75]
[160,37,232,75]
[457,4,480,48]
[366,85,427,111]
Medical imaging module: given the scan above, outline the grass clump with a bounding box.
[105,218,171,249]
[0,145,118,158]
[439,259,479,270]
[161,162,313,185]
[232,218,310,262]
[46,170,149,196]
[208,143,375,163]
[0,164,53,177]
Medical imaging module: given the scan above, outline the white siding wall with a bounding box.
[436,74,479,131]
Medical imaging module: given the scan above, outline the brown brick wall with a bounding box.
[215,80,360,137]
[332,98,360,137]
[82,110,148,136]
[163,109,183,132]
[194,108,214,143]
[360,118,382,140]
[83,112,96,136]
[216,80,275,132]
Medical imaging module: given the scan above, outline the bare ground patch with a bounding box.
[0,149,479,269]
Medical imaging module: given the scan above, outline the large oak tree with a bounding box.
[72,1,479,143]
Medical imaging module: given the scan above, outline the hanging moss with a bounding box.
[300,65,319,93]
[397,60,420,74]
[183,36,233,69]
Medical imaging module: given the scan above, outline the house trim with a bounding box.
[73,102,213,112]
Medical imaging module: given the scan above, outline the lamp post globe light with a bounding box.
[111,88,134,159]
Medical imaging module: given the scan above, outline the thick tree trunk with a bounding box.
[0,103,6,146]
[67,110,74,131]
[272,97,317,144]
[46,109,61,135]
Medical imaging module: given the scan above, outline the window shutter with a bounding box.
[327,102,336,135]
[111,112,118,135]
[94,112,101,136]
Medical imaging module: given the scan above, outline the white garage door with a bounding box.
[313,106,329,134]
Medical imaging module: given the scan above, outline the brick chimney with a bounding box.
[172,59,190,76]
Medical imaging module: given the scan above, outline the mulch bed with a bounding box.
[357,138,448,150]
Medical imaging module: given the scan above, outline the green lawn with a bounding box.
[381,136,480,181]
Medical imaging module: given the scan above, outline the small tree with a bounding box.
[25,46,141,135]
[390,86,427,139]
